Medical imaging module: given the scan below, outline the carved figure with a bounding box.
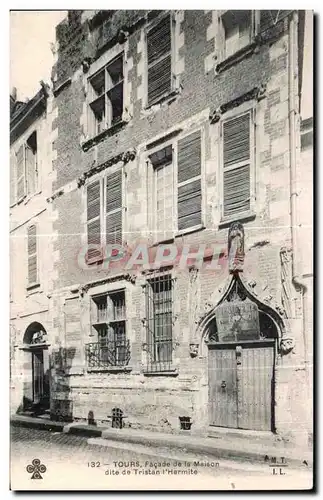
[280,337,295,355]
[228,222,245,273]
[189,343,199,357]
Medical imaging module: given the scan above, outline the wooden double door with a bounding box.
[208,340,275,431]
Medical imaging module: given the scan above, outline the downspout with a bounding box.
[288,11,311,417]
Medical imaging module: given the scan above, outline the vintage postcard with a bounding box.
[9,9,313,491]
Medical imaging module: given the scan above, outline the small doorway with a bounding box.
[22,323,50,413]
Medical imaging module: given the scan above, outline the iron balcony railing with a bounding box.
[85,338,131,369]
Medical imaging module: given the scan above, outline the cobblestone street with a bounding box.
[10,426,312,491]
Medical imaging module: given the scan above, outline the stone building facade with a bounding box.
[10,10,313,447]
[10,84,57,413]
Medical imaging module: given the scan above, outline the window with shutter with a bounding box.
[26,132,37,196]
[147,14,172,106]
[12,132,38,206]
[87,180,102,261]
[27,225,38,286]
[106,170,123,245]
[16,145,25,202]
[222,113,251,219]
[177,130,202,231]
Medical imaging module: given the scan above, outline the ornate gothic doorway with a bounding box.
[205,276,278,432]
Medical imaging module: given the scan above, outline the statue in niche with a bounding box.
[228,222,245,273]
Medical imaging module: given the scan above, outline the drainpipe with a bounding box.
[288,10,311,428]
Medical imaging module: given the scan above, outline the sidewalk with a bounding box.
[10,413,313,468]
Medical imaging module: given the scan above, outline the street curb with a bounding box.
[99,429,312,469]
[10,415,312,469]
[10,415,65,432]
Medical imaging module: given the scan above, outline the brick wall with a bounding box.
[48,11,310,437]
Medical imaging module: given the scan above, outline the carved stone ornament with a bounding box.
[117,29,129,44]
[228,222,245,273]
[82,57,93,73]
[30,330,47,345]
[142,342,148,352]
[280,337,295,355]
[189,343,199,358]
[209,108,221,124]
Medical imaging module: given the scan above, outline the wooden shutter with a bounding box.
[27,225,38,285]
[87,180,101,261]
[223,113,251,218]
[177,130,202,231]
[10,152,16,207]
[106,170,122,245]
[26,143,36,196]
[147,15,172,105]
[16,145,25,201]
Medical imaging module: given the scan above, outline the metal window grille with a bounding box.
[111,407,124,428]
[145,274,173,372]
[87,291,130,368]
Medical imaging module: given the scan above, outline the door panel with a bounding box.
[208,347,238,428]
[208,342,275,431]
[239,345,274,431]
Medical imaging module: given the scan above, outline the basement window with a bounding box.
[88,54,124,137]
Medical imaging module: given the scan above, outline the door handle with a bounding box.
[221,380,226,390]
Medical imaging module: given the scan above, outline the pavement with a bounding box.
[10,425,313,491]
[11,413,313,469]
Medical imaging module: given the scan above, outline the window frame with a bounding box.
[144,11,176,109]
[88,287,130,370]
[219,10,256,62]
[85,166,126,264]
[146,127,205,244]
[144,272,174,373]
[219,104,256,223]
[87,51,125,140]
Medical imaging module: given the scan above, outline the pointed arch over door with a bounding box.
[204,274,279,432]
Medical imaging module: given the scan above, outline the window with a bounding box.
[27,225,38,287]
[147,14,172,106]
[222,112,252,219]
[149,130,203,241]
[145,274,173,372]
[86,169,123,263]
[12,131,38,204]
[221,10,252,59]
[150,145,174,241]
[88,54,124,137]
[87,290,130,369]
